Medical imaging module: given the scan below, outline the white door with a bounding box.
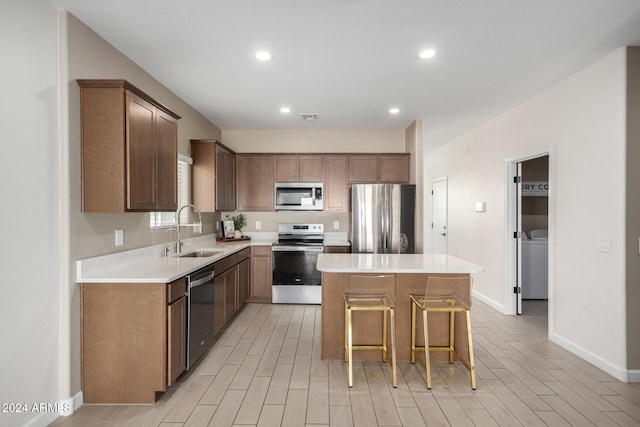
[432,177,448,254]
[516,163,523,314]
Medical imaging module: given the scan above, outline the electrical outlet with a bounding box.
[597,235,610,253]
[115,229,124,246]
[256,220,262,230]
[333,220,340,230]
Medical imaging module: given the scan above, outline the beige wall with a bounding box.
[1,2,62,425]
[222,129,405,152]
[626,47,640,371]
[423,48,632,378]
[66,13,223,394]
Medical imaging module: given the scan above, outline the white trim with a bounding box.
[472,290,505,313]
[57,8,72,411]
[22,392,82,427]
[550,332,629,382]
[503,148,553,319]
[628,370,640,383]
[179,153,193,164]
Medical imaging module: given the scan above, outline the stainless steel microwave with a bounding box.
[274,183,323,211]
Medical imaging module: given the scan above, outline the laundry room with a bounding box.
[521,155,549,300]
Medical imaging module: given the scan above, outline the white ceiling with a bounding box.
[50,0,640,144]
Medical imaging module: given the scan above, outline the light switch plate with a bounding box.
[597,235,610,253]
[115,229,124,246]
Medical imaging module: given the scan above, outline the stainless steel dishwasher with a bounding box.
[186,264,215,370]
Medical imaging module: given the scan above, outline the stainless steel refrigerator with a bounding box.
[350,184,416,253]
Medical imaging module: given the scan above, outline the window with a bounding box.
[150,154,192,228]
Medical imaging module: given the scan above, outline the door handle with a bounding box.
[440,233,447,236]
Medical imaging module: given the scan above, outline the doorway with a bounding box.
[506,153,551,316]
[432,177,448,254]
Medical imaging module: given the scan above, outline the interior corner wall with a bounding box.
[405,120,424,253]
[422,48,629,376]
[0,1,62,426]
[626,46,640,373]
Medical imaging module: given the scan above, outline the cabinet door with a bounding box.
[156,110,178,210]
[250,246,272,302]
[167,295,186,386]
[323,156,348,212]
[224,266,238,322]
[379,155,410,183]
[213,275,226,335]
[238,258,250,305]
[191,141,216,212]
[236,155,275,211]
[299,155,323,182]
[275,155,299,182]
[216,145,236,211]
[126,92,156,210]
[348,155,379,183]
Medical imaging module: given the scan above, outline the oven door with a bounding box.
[272,246,323,304]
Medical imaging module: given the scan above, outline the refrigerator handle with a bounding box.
[382,184,389,253]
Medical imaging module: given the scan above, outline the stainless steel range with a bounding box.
[272,223,324,304]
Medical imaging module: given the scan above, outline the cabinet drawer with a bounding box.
[237,247,251,262]
[214,253,238,274]
[252,245,272,257]
[167,277,187,304]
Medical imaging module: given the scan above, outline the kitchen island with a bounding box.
[316,253,484,361]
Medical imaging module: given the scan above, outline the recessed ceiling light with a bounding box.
[280,107,291,113]
[389,108,400,114]
[255,51,273,61]
[418,49,437,59]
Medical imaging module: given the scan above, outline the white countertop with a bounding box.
[317,253,485,274]
[77,234,276,283]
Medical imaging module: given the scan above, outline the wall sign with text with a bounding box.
[522,181,549,196]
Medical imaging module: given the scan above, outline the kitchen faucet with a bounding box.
[175,203,203,254]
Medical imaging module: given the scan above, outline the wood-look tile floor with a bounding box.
[50,300,640,426]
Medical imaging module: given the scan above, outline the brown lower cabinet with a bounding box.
[248,245,272,302]
[214,247,251,335]
[80,248,253,404]
[324,245,351,253]
[81,278,186,404]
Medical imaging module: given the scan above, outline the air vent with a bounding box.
[300,113,319,121]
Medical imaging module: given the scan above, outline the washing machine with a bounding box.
[521,229,548,299]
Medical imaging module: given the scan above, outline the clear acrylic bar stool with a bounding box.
[410,276,476,389]
[344,274,397,388]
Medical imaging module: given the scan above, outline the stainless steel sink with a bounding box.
[174,249,224,258]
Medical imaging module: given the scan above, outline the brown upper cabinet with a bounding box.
[348,154,410,184]
[77,79,180,213]
[323,155,348,212]
[236,154,275,211]
[275,155,323,182]
[191,140,236,212]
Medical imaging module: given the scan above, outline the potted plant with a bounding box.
[232,213,247,238]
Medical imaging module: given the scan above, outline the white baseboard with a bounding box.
[59,390,83,416]
[472,290,505,313]
[628,370,640,383]
[550,332,629,382]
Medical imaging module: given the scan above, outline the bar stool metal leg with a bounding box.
[382,310,388,362]
[390,308,397,387]
[466,310,477,390]
[449,311,455,364]
[423,309,432,389]
[346,307,354,387]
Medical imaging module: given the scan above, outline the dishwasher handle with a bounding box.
[190,272,214,288]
